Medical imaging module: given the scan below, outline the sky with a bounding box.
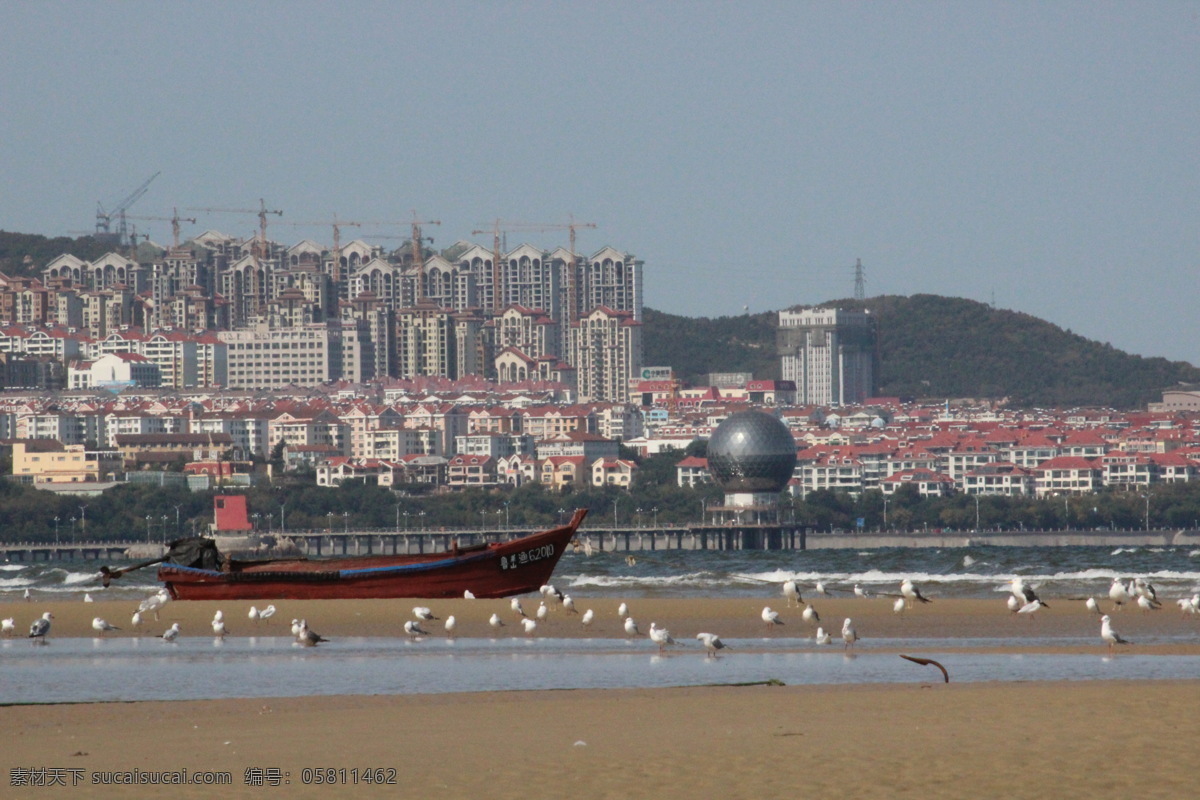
[2,2,1198,362]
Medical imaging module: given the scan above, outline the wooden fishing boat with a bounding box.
[104,509,587,601]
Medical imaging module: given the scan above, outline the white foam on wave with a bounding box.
[0,576,36,588]
[1111,547,1139,555]
[0,564,26,572]
[730,566,1200,591]
[729,569,798,584]
[566,572,717,589]
[62,571,100,585]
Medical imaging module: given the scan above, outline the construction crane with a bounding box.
[279,215,365,282]
[186,199,283,260]
[126,207,197,249]
[187,200,283,316]
[355,212,440,302]
[472,217,596,320]
[95,171,161,245]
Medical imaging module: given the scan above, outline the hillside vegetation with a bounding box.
[645,295,1200,409]
[0,230,118,275]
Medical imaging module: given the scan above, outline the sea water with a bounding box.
[3,635,1199,704]
[5,544,1200,603]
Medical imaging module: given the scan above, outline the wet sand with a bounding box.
[4,681,1199,799]
[4,596,1199,798]
[5,595,1199,654]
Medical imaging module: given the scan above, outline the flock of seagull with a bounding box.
[5,573,1196,654]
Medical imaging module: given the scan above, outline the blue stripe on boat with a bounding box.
[161,550,494,579]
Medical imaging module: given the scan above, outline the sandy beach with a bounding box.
[3,596,1199,798]
[6,595,1200,653]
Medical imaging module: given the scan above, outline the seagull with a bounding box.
[814,627,832,645]
[511,598,526,618]
[1109,578,1131,610]
[1134,578,1159,605]
[138,589,170,621]
[762,606,784,629]
[160,622,181,642]
[248,606,261,625]
[1017,599,1047,617]
[618,602,629,617]
[563,595,578,614]
[581,609,594,627]
[542,585,564,607]
[444,615,457,637]
[28,612,52,643]
[521,618,538,636]
[1136,594,1160,613]
[815,580,831,597]
[1085,597,1101,615]
[92,617,119,637]
[900,579,931,606]
[1010,577,1044,606]
[696,632,728,658]
[23,588,31,602]
[1177,596,1198,616]
[463,589,475,600]
[802,604,820,625]
[296,619,327,647]
[1006,595,1022,613]
[624,617,640,637]
[211,611,228,638]
[404,620,428,637]
[83,593,94,603]
[842,618,858,649]
[131,610,143,629]
[853,584,873,599]
[1,618,15,637]
[489,613,505,629]
[413,606,439,621]
[783,579,802,607]
[893,597,907,615]
[648,622,676,653]
[260,604,276,622]
[1100,614,1130,651]
[291,619,302,637]
[536,601,549,621]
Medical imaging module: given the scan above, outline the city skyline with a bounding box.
[2,3,1197,363]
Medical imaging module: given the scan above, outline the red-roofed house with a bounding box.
[962,462,1035,496]
[675,455,710,488]
[1033,456,1103,496]
[881,468,957,497]
[591,458,637,488]
[539,455,587,491]
[447,454,497,488]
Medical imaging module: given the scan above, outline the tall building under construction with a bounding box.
[777,307,875,406]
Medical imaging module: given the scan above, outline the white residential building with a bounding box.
[778,308,875,406]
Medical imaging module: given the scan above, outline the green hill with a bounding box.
[0,230,121,276]
[644,295,1200,409]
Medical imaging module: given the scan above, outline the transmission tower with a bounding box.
[853,258,866,300]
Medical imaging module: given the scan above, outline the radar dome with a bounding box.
[706,410,797,494]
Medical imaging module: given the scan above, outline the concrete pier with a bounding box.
[2,526,1198,561]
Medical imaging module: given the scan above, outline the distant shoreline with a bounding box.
[805,528,1200,549]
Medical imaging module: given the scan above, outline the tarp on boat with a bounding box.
[166,537,223,571]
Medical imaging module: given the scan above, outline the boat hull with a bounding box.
[158,510,586,601]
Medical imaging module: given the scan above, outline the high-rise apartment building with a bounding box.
[570,307,642,403]
[777,308,875,406]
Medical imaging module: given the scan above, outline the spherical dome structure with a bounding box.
[706,410,798,494]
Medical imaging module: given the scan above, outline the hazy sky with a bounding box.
[2,2,1197,362]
